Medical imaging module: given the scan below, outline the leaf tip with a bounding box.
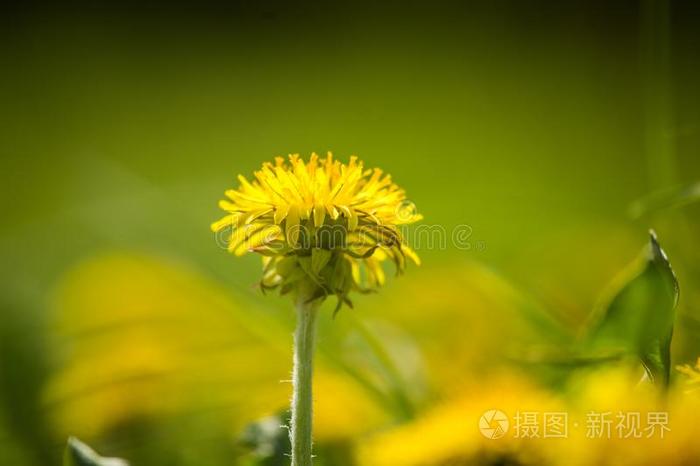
[646,230,679,299]
[648,229,663,259]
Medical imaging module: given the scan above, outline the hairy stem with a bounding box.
[290,294,319,466]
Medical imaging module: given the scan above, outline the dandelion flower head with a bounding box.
[212,152,422,310]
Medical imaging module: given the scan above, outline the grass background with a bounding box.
[1,1,700,465]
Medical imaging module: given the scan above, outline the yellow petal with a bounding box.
[347,207,358,231]
[218,200,239,212]
[235,225,282,256]
[227,225,253,252]
[237,174,255,192]
[245,208,273,224]
[211,214,240,232]
[350,259,361,285]
[313,204,326,227]
[402,244,421,266]
[286,205,301,247]
[371,248,388,261]
[274,204,290,224]
[366,259,386,286]
[326,204,340,220]
[338,205,358,231]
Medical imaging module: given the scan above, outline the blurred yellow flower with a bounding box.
[44,253,392,443]
[212,153,421,309]
[358,373,561,466]
[44,254,290,437]
[676,357,700,392]
[313,372,389,442]
[358,367,700,466]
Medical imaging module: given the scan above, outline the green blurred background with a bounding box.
[2,1,700,465]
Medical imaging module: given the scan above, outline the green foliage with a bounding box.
[0,303,54,466]
[0,3,698,464]
[629,182,700,218]
[586,231,679,386]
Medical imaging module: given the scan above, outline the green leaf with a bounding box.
[628,181,700,218]
[640,329,673,386]
[63,437,129,466]
[586,231,679,386]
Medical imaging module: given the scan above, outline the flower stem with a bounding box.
[290,295,318,466]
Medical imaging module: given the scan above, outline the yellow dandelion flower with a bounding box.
[212,152,422,311]
[213,152,422,465]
